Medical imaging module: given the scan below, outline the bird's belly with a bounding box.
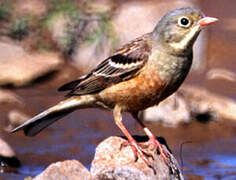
[98,67,165,112]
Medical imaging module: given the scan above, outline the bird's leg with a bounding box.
[132,112,170,162]
[113,105,151,165]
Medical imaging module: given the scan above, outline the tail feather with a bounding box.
[11,108,73,136]
[11,96,96,136]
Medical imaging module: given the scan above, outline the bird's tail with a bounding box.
[11,95,96,136]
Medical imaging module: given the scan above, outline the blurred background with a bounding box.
[0,0,235,179]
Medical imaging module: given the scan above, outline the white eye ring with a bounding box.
[178,16,191,28]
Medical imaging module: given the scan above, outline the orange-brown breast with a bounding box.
[98,64,165,112]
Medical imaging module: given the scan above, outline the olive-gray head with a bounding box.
[152,7,218,56]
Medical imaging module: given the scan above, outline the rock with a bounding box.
[69,16,114,73]
[45,9,114,72]
[46,13,72,54]
[71,37,113,72]
[14,0,47,16]
[0,137,21,168]
[0,138,15,158]
[33,160,92,180]
[206,68,236,82]
[91,136,183,180]
[0,89,23,104]
[180,85,236,121]
[141,94,191,127]
[8,110,29,126]
[5,109,30,132]
[0,42,63,86]
[88,0,115,14]
[141,85,236,125]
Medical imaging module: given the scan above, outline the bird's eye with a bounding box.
[178,17,191,27]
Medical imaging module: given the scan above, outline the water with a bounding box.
[182,138,236,179]
[2,108,236,179]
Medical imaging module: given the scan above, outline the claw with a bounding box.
[128,140,155,164]
[120,140,148,162]
[131,141,157,174]
[145,137,171,165]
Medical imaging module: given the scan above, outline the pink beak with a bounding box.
[196,17,218,26]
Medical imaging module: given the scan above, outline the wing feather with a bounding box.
[59,33,152,96]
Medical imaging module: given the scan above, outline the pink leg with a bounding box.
[113,105,152,166]
[132,113,170,162]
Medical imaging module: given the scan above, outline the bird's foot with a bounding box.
[120,140,153,166]
[144,137,171,166]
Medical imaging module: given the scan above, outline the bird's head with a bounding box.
[153,7,218,56]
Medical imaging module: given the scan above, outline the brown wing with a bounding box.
[58,33,152,96]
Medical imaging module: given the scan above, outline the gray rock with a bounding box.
[180,85,236,121]
[206,68,236,82]
[141,85,236,125]
[8,109,29,125]
[91,136,183,180]
[33,160,92,180]
[5,109,30,132]
[141,94,191,127]
[13,0,47,16]
[46,10,114,72]
[0,89,23,104]
[0,138,15,158]
[46,13,72,54]
[69,15,115,72]
[0,42,63,86]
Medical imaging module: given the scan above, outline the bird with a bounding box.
[12,7,218,167]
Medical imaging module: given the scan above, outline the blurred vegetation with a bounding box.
[0,2,11,21]
[86,13,117,48]
[9,16,30,40]
[46,0,79,18]
[0,0,117,56]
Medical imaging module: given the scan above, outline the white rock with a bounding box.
[140,93,191,127]
[0,42,63,86]
[0,138,15,158]
[33,160,92,180]
[0,89,22,104]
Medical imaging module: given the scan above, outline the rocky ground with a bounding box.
[32,136,183,180]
